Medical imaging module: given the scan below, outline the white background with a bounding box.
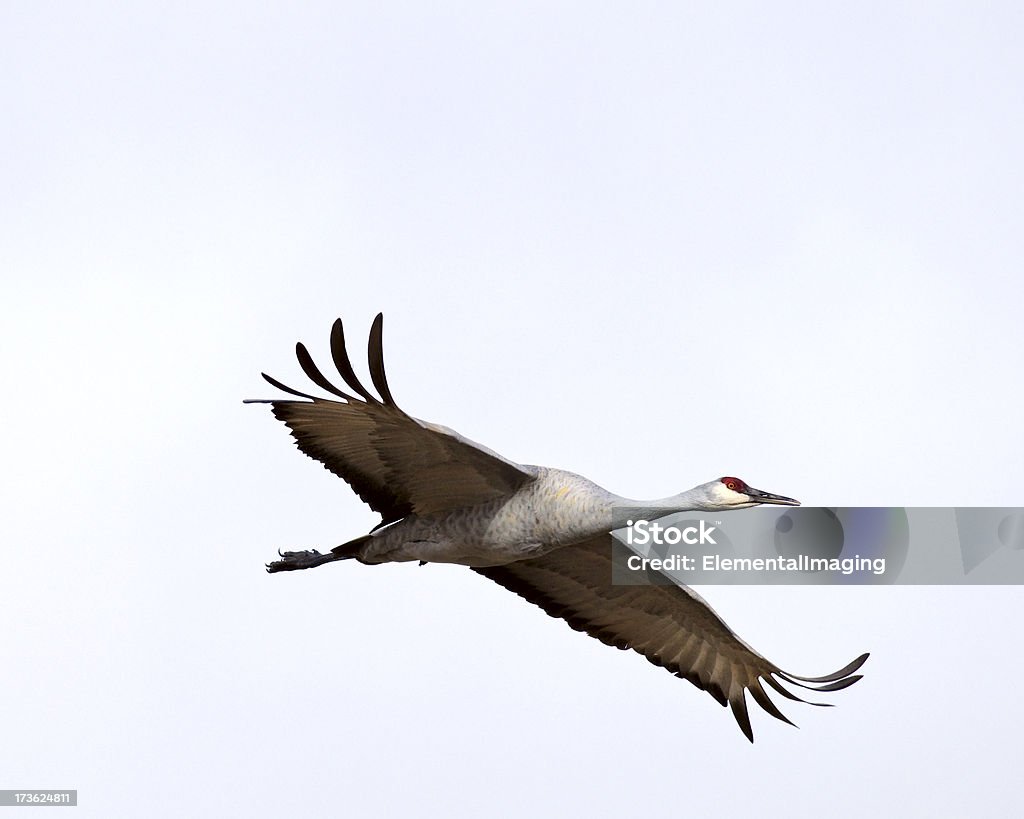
[3,3,1022,817]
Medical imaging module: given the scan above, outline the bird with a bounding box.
[246,314,868,742]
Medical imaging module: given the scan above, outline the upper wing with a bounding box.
[473,534,868,742]
[246,314,536,524]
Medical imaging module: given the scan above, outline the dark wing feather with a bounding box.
[246,315,535,524]
[474,534,868,742]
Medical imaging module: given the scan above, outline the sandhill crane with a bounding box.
[246,315,868,741]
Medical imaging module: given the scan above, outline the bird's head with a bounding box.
[703,476,801,510]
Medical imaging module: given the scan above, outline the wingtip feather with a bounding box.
[368,313,398,407]
[730,695,754,742]
[748,678,796,728]
[782,652,870,684]
[296,341,356,401]
[259,372,318,400]
[330,317,379,403]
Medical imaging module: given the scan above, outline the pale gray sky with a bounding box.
[2,3,1022,817]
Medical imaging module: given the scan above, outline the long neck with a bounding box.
[606,486,714,530]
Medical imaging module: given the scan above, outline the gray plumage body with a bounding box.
[246,315,869,742]
[359,467,615,565]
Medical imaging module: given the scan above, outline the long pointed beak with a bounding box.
[747,486,801,506]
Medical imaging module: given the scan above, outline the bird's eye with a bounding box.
[722,477,745,492]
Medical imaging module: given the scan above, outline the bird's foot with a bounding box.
[266,548,332,573]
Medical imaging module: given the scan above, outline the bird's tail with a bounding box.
[331,534,372,559]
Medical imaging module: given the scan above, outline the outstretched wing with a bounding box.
[246,314,536,524]
[473,534,868,742]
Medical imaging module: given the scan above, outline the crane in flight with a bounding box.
[246,315,868,741]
